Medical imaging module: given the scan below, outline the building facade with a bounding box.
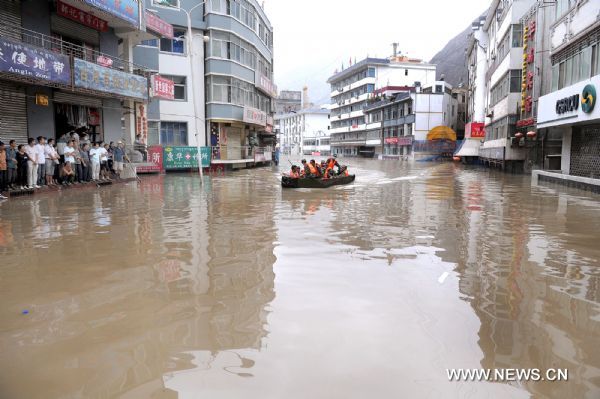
[362,81,460,159]
[133,0,276,163]
[478,0,536,171]
[0,0,157,146]
[536,0,600,187]
[327,56,436,157]
[275,108,330,156]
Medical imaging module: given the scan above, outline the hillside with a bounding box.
[429,26,471,87]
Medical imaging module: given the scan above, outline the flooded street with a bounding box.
[1,160,599,399]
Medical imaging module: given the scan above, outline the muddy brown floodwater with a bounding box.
[1,160,599,399]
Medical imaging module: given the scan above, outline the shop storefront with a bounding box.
[537,76,600,181]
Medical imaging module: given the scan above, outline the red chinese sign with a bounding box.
[137,145,163,173]
[144,11,174,39]
[152,75,174,100]
[385,137,399,144]
[516,117,535,128]
[57,0,108,32]
[466,122,485,138]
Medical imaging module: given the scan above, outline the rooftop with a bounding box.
[327,56,435,84]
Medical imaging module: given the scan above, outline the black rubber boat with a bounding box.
[281,174,356,188]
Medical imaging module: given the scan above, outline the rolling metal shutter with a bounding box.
[0,81,29,145]
[51,14,100,46]
[0,0,21,40]
[54,91,103,108]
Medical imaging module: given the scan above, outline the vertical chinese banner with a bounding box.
[135,103,148,143]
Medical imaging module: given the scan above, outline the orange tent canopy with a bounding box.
[427,126,457,141]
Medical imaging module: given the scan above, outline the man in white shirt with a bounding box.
[97,141,109,180]
[89,142,101,181]
[35,136,46,186]
[44,138,59,186]
[24,137,38,189]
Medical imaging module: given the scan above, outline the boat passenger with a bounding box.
[289,165,301,178]
[310,160,322,177]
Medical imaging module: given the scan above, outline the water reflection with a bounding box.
[0,162,599,398]
[0,175,277,398]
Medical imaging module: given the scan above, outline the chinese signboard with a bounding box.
[145,11,174,39]
[136,145,163,173]
[384,137,399,144]
[520,19,536,118]
[163,146,211,169]
[466,122,485,138]
[152,75,174,100]
[242,106,267,126]
[57,0,108,32]
[256,73,277,97]
[35,94,49,106]
[0,37,71,84]
[74,59,148,99]
[83,0,139,26]
[96,55,113,67]
[135,103,147,141]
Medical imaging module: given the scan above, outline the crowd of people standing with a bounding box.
[0,132,130,199]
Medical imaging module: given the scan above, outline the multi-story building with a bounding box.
[535,0,600,189]
[361,81,459,159]
[134,0,276,164]
[479,0,536,171]
[0,0,156,146]
[327,55,436,157]
[275,107,330,156]
[275,90,301,114]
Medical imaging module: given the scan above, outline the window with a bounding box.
[509,70,522,92]
[140,39,158,47]
[368,67,375,77]
[511,25,523,47]
[160,30,185,54]
[148,121,160,145]
[555,0,574,20]
[435,85,443,93]
[497,30,510,61]
[160,75,186,100]
[154,0,178,8]
[160,122,188,145]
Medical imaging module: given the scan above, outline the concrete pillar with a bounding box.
[561,128,572,175]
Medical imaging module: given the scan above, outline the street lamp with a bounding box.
[150,2,209,183]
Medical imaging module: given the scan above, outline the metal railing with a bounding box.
[16,24,151,77]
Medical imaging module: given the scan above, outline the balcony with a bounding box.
[0,25,152,101]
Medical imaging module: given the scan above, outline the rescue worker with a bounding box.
[310,159,322,177]
[324,156,340,178]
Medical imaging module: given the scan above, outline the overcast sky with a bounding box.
[266,0,490,105]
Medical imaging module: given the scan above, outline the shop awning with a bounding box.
[427,126,457,141]
[455,139,481,157]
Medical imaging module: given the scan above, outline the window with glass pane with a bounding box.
[565,57,573,87]
[510,70,521,92]
[147,121,160,145]
[140,39,158,47]
[161,75,186,100]
[572,52,580,84]
[160,122,188,146]
[551,63,559,92]
[161,30,185,54]
[154,0,178,8]
[511,25,523,47]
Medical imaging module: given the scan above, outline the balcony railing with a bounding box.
[17,24,150,77]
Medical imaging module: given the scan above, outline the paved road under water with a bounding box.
[0,160,599,399]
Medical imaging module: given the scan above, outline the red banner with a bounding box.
[385,137,399,144]
[136,145,163,174]
[466,122,485,138]
[57,0,108,32]
[145,11,174,39]
[152,75,175,100]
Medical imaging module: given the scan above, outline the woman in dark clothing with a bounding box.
[16,144,29,189]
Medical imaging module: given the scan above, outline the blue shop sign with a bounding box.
[0,37,71,84]
[74,59,148,100]
[83,0,139,26]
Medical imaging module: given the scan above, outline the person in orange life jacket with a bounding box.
[289,165,301,178]
[300,159,311,176]
[310,160,322,177]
